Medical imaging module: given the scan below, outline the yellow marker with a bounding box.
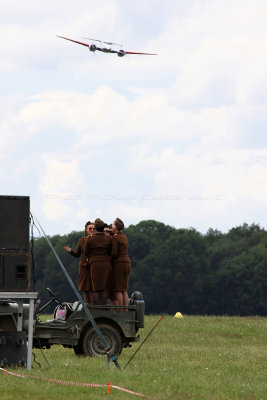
[174,312,183,318]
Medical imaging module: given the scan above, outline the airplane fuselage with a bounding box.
[99,47,117,53]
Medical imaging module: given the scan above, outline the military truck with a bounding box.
[0,288,145,357]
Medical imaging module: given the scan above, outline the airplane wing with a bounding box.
[84,38,102,43]
[103,41,122,46]
[57,35,102,51]
[57,35,101,49]
[125,51,157,55]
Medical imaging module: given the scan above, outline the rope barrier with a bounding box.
[0,368,151,398]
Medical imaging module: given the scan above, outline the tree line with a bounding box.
[32,220,267,315]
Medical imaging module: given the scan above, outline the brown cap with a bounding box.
[94,218,105,231]
[114,217,124,231]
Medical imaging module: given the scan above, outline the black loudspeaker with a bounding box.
[0,195,30,251]
[0,331,27,368]
[0,253,31,291]
[0,196,31,291]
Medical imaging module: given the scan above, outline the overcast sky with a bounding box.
[1,0,267,235]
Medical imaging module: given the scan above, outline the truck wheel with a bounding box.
[81,324,123,357]
[73,343,83,356]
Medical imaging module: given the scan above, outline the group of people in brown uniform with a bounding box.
[64,217,130,306]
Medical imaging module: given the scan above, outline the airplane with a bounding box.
[57,35,157,57]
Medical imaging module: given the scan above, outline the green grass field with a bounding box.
[1,315,267,399]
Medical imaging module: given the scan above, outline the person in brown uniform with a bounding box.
[104,223,113,237]
[84,218,112,305]
[64,221,94,303]
[111,218,131,307]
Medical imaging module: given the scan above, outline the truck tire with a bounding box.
[81,323,123,357]
[73,343,83,356]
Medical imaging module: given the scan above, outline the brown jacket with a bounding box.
[84,232,112,260]
[111,232,130,262]
[69,237,89,267]
[68,237,92,291]
[111,232,131,291]
[84,232,112,291]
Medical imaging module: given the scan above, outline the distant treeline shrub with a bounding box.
[32,220,267,315]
